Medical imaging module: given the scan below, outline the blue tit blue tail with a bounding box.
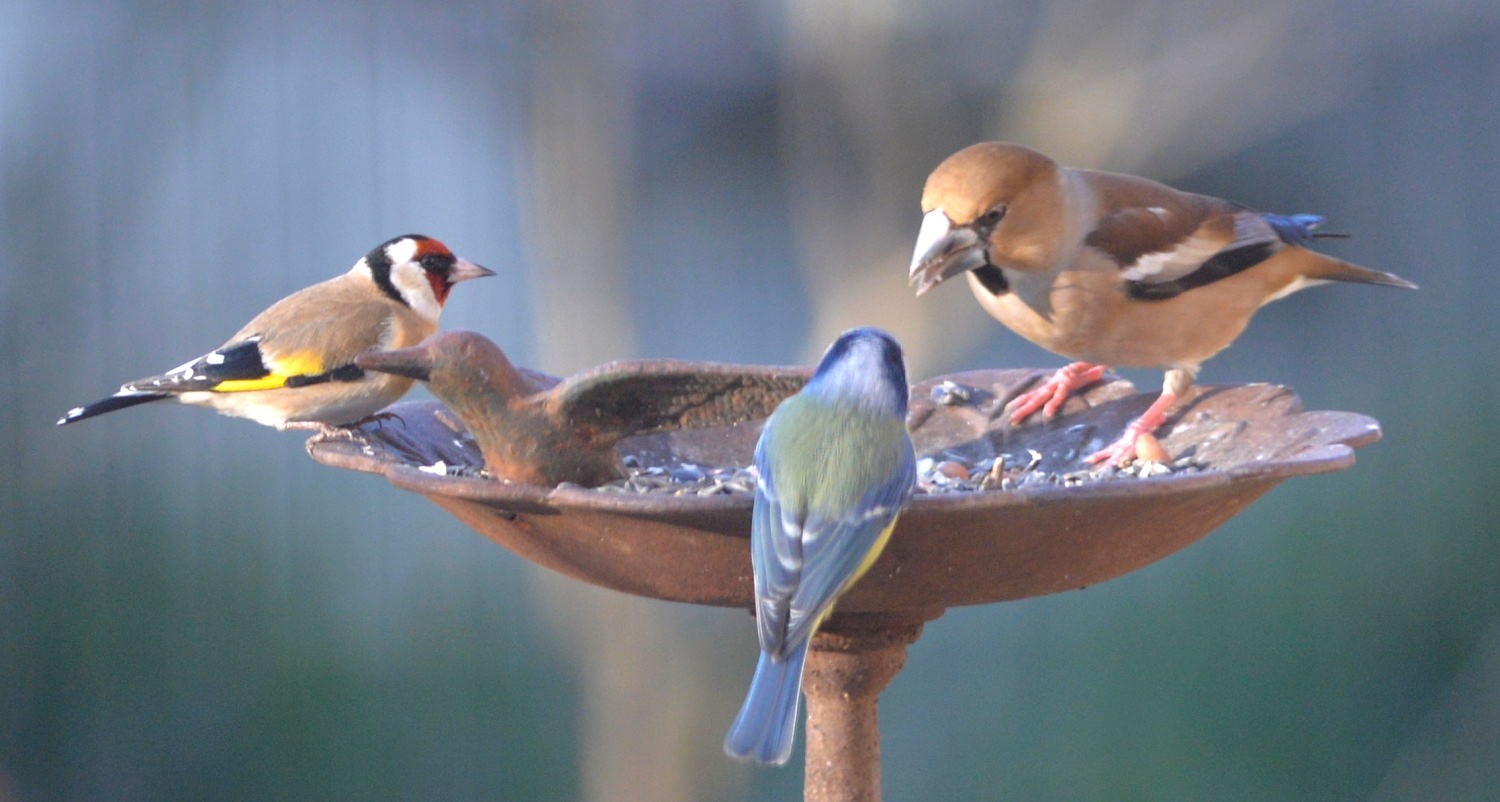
[724,642,810,766]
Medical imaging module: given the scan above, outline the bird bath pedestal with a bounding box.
[308,365,1382,802]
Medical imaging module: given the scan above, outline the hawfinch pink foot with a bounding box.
[1086,387,1179,466]
[1005,362,1107,425]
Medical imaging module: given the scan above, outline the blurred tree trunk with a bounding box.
[779,0,992,374]
[520,3,729,801]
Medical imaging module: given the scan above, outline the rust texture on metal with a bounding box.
[310,366,1379,612]
[802,616,929,802]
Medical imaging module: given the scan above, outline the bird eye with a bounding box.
[977,205,1007,229]
[419,254,450,273]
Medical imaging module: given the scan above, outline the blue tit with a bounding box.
[724,327,917,766]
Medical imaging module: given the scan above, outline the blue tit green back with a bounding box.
[761,396,913,519]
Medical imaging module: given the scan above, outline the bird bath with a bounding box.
[308,361,1382,802]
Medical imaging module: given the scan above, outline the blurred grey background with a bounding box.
[4,1,1498,800]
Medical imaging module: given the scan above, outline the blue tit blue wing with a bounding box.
[750,433,802,660]
[782,443,916,649]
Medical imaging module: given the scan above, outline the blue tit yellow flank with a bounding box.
[724,327,917,766]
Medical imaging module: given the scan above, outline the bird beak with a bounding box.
[356,346,432,382]
[448,259,496,284]
[908,209,989,296]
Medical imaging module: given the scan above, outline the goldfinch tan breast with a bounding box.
[58,234,494,430]
[909,141,1415,466]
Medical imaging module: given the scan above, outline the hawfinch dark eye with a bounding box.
[976,205,1007,229]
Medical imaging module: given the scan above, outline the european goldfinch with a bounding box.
[909,141,1416,465]
[58,234,494,430]
[724,327,917,766]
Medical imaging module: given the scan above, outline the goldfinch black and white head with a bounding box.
[58,234,494,430]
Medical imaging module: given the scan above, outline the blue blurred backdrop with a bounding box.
[3,2,1498,800]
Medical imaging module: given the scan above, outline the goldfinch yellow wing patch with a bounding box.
[121,337,358,395]
[210,350,325,391]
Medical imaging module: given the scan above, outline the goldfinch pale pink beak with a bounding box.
[448,259,496,283]
[908,209,988,296]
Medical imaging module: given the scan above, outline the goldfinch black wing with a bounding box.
[57,333,367,425]
[123,334,370,395]
[58,336,285,424]
[201,273,406,392]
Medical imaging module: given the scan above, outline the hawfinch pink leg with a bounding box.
[1087,367,1193,466]
[1006,362,1107,425]
[1086,389,1178,466]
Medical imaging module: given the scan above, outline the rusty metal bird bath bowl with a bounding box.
[308,362,1381,802]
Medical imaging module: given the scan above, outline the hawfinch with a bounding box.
[908,141,1416,465]
[59,234,494,430]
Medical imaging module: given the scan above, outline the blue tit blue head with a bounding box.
[801,327,909,421]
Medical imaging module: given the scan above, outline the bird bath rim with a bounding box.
[307,366,1381,614]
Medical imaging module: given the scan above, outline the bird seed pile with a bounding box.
[574,448,1202,498]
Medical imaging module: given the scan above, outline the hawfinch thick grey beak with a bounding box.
[448,259,496,283]
[908,209,989,296]
[356,345,434,382]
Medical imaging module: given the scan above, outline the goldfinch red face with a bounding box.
[362,235,495,325]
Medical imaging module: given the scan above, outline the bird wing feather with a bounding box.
[1086,201,1289,301]
[123,277,401,394]
[781,449,914,649]
[1076,170,1297,300]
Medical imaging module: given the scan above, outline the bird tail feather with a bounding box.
[1291,249,1418,290]
[57,392,170,426]
[1318,259,1417,290]
[724,642,810,766]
